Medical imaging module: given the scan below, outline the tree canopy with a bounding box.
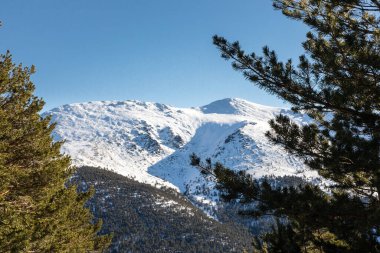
[0,52,110,252]
[192,0,380,252]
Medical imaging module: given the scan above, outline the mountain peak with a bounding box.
[48,97,316,215]
[199,98,280,117]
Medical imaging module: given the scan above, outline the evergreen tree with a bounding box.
[0,52,110,252]
[192,0,380,252]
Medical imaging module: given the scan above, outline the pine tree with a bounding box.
[192,0,380,252]
[0,52,110,252]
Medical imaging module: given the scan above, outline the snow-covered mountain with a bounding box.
[48,98,318,214]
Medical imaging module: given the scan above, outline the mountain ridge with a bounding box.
[47,98,318,217]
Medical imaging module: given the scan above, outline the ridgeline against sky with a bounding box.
[0,0,307,110]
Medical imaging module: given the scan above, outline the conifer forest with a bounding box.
[1,1,379,252]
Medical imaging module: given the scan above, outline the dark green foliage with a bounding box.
[198,0,380,251]
[252,220,302,253]
[75,166,255,253]
[0,52,110,252]
[191,155,380,252]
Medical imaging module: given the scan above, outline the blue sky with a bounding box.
[0,0,308,110]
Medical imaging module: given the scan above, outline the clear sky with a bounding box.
[0,0,308,111]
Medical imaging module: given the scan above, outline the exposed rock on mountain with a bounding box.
[47,98,317,220]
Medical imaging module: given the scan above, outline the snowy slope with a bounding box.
[47,98,318,208]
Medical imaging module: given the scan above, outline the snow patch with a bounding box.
[46,98,320,216]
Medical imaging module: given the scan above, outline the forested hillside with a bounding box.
[74,166,254,253]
